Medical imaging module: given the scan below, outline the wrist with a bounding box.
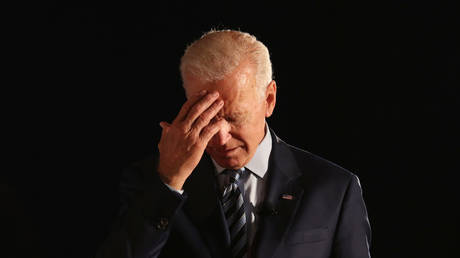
[163,181,185,195]
[158,172,185,191]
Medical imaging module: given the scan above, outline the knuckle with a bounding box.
[196,114,208,125]
[176,124,188,134]
[196,96,213,109]
[209,103,219,113]
[206,93,216,101]
[191,102,204,113]
[182,125,189,133]
[185,132,196,142]
[207,123,219,133]
[202,125,211,133]
[201,129,211,138]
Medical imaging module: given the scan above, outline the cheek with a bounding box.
[232,127,258,151]
[228,128,248,147]
[229,106,266,151]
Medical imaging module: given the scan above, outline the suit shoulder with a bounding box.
[279,138,357,183]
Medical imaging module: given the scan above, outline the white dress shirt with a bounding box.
[164,123,273,251]
[211,123,272,250]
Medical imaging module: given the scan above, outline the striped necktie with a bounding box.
[221,168,248,258]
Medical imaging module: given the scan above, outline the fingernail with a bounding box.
[218,99,224,105]
[197,90,207,96]
[211,91,219,97]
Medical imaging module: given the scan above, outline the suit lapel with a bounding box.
[253,129,304,258]
[175,128,304,258]
[182,154,231,258]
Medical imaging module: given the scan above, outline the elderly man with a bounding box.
[96,30,371,258]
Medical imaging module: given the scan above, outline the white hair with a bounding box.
[180,29,273,98]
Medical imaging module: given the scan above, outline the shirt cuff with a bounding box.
[163,181,184,195]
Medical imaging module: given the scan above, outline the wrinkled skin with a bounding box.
[158,61,276,190]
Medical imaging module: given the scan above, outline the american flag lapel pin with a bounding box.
[281,194,294,200]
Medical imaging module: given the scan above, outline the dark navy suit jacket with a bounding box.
[96,129,371,258]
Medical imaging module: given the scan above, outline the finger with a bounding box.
[200,118,227,143]
[159,121,171,129]
[159,121,171,135]
[173,90,208,124]
[158,121,171,150]
[189,99,224,134]
[182,91,220,131]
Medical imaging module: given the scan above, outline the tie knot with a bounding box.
[224,168,245,183]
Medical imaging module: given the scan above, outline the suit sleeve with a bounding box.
[95,159,187,258]
[331,175,372,258]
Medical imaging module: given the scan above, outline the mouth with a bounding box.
[214,146,240,155]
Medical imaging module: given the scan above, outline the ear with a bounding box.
[264,80,277,118]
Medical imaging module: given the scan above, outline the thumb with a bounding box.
[159,121,171,133]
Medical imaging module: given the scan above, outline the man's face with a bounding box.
[184,61,276,169]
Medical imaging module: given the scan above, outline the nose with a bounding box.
[208,120,232,146]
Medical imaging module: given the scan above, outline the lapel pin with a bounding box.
[281,194,294,200]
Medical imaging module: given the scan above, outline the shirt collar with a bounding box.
[212,122,272,179]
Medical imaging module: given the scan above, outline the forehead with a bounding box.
[185,62,259,117]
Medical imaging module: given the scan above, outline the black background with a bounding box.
[5,0,458,257]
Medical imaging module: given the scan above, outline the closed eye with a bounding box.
[225,116,236,123]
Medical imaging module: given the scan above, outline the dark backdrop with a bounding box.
[6,1,458,257]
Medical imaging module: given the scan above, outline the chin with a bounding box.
[209,153,244,169]
[218,158,243,169]
[206,146,251,169]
